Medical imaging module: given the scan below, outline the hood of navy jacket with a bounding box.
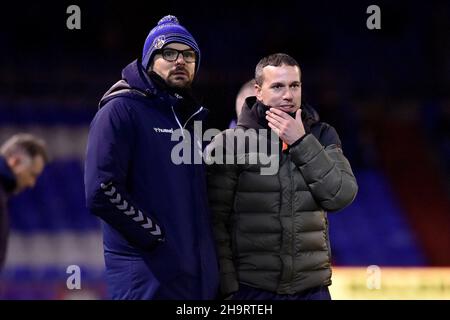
[99,60,208,124]
[99,59,156,108]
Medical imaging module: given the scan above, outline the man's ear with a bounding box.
[148,60,155,72]
[255,84,262,101]
[7,153,31,172]
[6,155,24,176]
[6,155,20,168]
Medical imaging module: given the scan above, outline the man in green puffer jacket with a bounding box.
[206,53,358,300]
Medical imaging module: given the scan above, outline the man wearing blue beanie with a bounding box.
[142,15,201,75]
[84,15,219,299]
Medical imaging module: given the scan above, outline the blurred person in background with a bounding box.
[229,79,256,128]
[0,133,48,270]
[207,53,358,300]
[84,15,219,299]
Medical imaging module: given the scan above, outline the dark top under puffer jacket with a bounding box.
[206,97,358,296]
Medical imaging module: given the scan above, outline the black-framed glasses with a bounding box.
[158,48,196,63]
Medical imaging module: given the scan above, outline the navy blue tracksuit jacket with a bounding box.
[84,60,219,299]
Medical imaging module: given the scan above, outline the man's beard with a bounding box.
[166,77,192,89]
[166,67,193,89]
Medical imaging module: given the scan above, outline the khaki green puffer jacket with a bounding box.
[206,99,358,296]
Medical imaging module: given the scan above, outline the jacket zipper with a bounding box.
[183,106,204,129]
[171,106,204,139]
[171,106,184,137]
[170,104,204,277]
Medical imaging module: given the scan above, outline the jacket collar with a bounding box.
[237,97,268,129]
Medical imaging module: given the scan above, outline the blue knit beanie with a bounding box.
[142,15,200,73]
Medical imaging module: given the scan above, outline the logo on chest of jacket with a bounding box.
[154,127,174,134]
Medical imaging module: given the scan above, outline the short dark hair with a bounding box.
[255,53,301,85]
[0,133,49,163]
